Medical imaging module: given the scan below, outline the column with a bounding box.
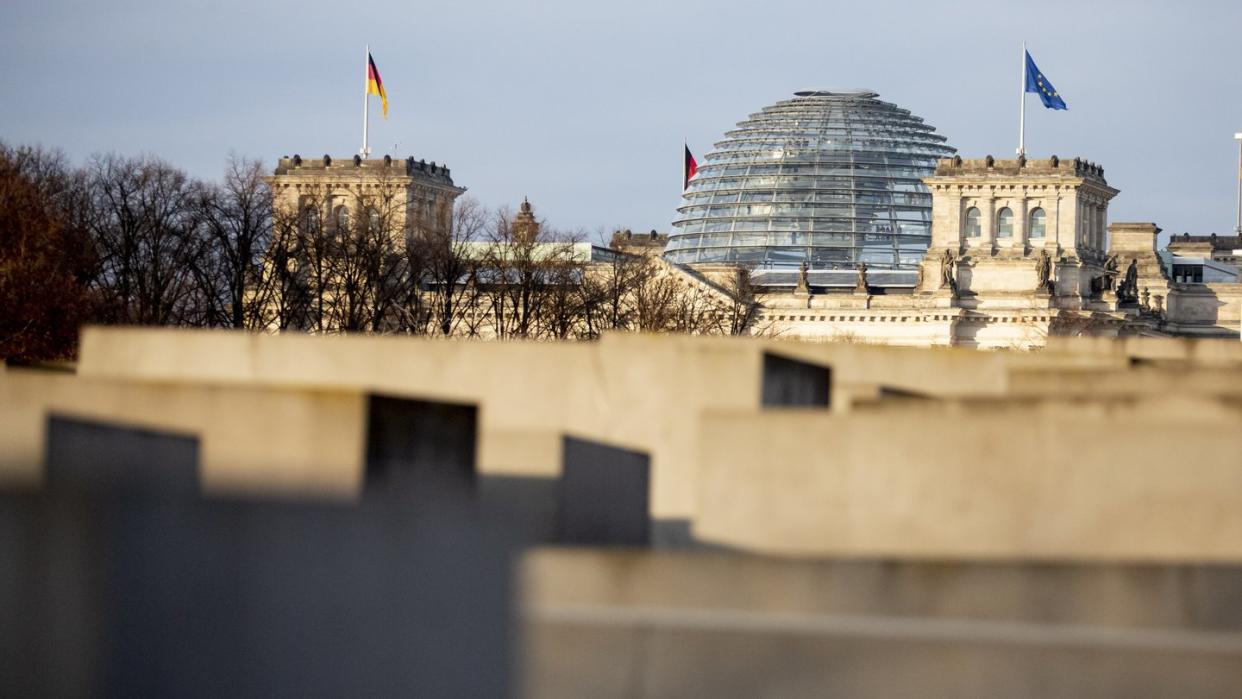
[1087,199,1099,252]
[1097,204,1107,252]
[981,190,996,251]
[1074,197,1086,253]
[1016,194,1029,249]
[1088,198,1096,252]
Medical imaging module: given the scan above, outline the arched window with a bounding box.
[1029,207,1047,238]
[302,205,319,233]
[334,205,350,232]
[997,207,1014,237]
[368,207,381,233]
[964,207,981,238]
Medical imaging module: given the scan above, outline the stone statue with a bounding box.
[1118,259,1139,302]
[795,261,810,295]
[1141,287,1151,310]
[939,249,957,293]
[855,262,869,293]
[1102,254,1119,292]
[1035,249,1051,290]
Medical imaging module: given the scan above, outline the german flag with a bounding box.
[683,144,698,191]
[367,52,388,119]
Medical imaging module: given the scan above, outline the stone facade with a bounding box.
[610,229,668,257]
[267,153,464,236]
[1167,232,1242,266]
[751,156,1242,346]
[923,156,1117,303]
[257,154,466,332]
[755,157,1136,348]
[257,153,1241,344]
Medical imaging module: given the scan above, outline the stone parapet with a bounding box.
[273,153,457,185]
[933,155,1108,184]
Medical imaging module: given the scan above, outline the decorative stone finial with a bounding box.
[353,154,362,166]
[323,155,332,166]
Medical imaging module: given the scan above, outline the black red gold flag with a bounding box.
[367,53,389,119]
[683,145,698,191]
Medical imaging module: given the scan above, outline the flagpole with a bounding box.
[1234,133,1242,234]
[1018,41,1027,156]
[361,44,370,157]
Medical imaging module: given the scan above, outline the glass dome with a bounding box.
[665,89,956,269]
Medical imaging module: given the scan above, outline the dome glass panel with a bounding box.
[666,90,955,269]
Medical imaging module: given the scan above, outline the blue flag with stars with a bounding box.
[1025,50,1067,110]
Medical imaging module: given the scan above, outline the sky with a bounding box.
[2,0,1240,244]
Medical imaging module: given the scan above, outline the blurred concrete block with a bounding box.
[696,405,1242,561]
[760,352,831,407]
[558,437,650,546]
[45,415,199,495]
[479,475,560,544]
[365,395,477,497]
[0,491,514,698]
[521,550,1242,699]
[0,370,366,498]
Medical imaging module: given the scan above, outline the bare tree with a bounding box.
[253,201,312,331]
[629,259,682,332]
[320,178,410,332]
[85,154,202,326]
[482,208,585,340]
[0,144,94,361]
[192,157,272,329]
[577,251,647,337]
[722,266,762,335]
[2,140,784,346]
[416,196,487,336]
[538,253,587,340]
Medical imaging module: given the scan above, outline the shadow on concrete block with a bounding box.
[45,414,200,496]
[0,491,514,698]
[558,436,650,546]
[365,395,477,498]
[479,475,560,544]
[761,352,831,407]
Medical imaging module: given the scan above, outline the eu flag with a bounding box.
[1025,51,1067,110]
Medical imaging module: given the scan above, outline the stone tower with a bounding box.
[258,154,466,333]
[512,197,539,243]
[266,154,465,237]
[919,156,1118,308]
